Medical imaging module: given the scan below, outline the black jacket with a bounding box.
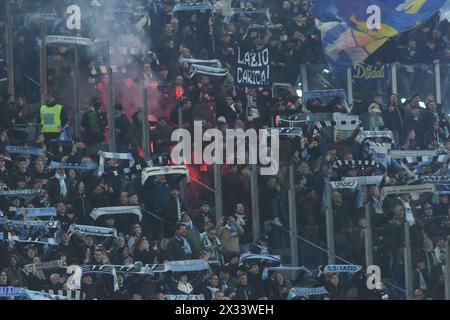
[115,113,130,145]
[232,284,258,300]
[165,236,188,261]
[192,212,215,234]
[46,176,73,205]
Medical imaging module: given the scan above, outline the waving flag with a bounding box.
[50,124,73,143]
[314,0,446,71]
[441,0,450,22]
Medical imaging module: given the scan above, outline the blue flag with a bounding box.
[50,124,73,143]
[314,0,446,71]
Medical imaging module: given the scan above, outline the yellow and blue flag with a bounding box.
[314,0,447,71]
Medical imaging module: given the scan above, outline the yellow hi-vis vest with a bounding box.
[40,104,63,133]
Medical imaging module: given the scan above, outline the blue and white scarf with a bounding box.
[277,113,310,124]
[332,160,379,170]
[111,153,171,177]
[23,260,67,275]
[167,260,210,273]
[381,184,436,199]
[0,287,27,297]
[80,265,119,291]
[437,184,450,194]
[8,235,57,246]
[0,217,58,233]
[0,287,71,300]
[49,161,97,171]
[239,253,281,265]
[324,265,362,273]
[0,189,42,197]
[201,234,222,261]
[265,127,305,156]
[6,146,42,157]
[89,206,142,222]
[176,235,192,256]
[25,290,70,300]
[189,64,228,78]
[342,176,384,186]
[68,224,118,238]
[165,295,205,300]
[355,131,393,144]
[55,173,67,197]
[14,207,57,219]
[422,176,450,184]
[141,166,189,185]
[42,290,85,300]
[287,287,328,300]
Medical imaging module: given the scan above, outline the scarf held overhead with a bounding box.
[89,206,142,222]
[97,152,135,177]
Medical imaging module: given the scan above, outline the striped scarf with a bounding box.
[42,290,85,300]
[97,152,135,176]
[332,160,379,170]
[313,119,359,138]
[55,173,67,197]
[68,224,118,238]
[111,153,171,177]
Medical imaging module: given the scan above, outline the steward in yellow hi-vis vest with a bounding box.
[40,104,63,133]
[39,93,68,143]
